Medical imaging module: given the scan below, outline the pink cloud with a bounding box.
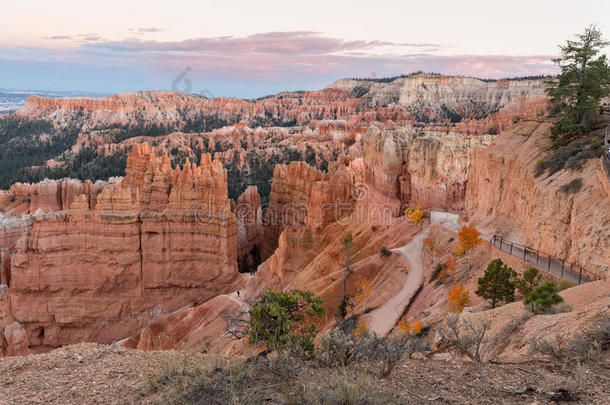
[28,31,557,82]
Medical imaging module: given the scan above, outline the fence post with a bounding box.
[523,247,527,260]
[499,238,503,250]
[561,260,564,279]
[510,242,513,255]
[579,268,582,285]
[536,250,539,265]
[548,254,551,271]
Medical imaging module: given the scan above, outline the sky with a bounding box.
[1,0,608,98]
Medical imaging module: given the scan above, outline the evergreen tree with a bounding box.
[547,26,610,141]
[476,259,517,308]
[515,267,542,297]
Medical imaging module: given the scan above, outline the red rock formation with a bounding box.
[2,144,242,351]
[261,162,326,259]
[235,186,263,271]
[19,89,366,131]
[466,121,610,280]
[362,126,493,212]
[2,322,31,357]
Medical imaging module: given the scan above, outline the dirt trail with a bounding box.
[361,228,428,336]
[361,211,459,336]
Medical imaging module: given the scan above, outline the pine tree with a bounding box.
[515,267,542,297]
[476,259,517,308]
[547,25,610,141]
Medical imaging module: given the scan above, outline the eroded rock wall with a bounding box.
[3,144,241,350]
[466,121,610,280]
[362,126,493,212]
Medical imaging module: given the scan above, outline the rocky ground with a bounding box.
[0,343,608,404]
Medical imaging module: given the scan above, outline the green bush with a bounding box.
[557,279,574,291]
[560,178,583,194]
[248,289,324,355]
[524,282,564,314]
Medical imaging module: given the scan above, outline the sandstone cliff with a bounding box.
[1,144,242,352]
[466,121,610,280]
[362,126,494,212]
[329,74,548,132]
[19,89,365,132]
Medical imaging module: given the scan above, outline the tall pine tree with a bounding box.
[547,26,610,142]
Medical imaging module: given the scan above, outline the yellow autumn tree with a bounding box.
[411,319,422,335]
[354,274,372,312]
[457,226,482,270]
[404,204,424,223]
[445,256,458,277]
[398,316,422,335]
[354,319,368,339]
[398,316,411,334]
[423,236,436,262]
[448,283,470,313]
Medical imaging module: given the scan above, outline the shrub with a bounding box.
[318,319,422,377]
[379,246,392,257]
[377,334,421,377]
[557,279,574,291]
[476,259,517,308]
[430,263,447,282]
[524,282,564,314]
[529,314,609,363]
[224,289,324,356]
[318,317,379,367]
[438,313,491,365]
[560,178,583,194]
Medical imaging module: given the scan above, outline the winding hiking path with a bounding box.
[361,211,459,337]
[361,227,429,337]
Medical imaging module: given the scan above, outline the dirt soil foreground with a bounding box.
[0,343,608,404]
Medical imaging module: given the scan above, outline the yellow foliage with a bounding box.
[453,245,465,257]
[445,256,458,276]
[397,316,410,334]
[411,319,422,335]
[448,283,470,313]
[457,226,482,253]
[354,319,368,339]
[398,316,422,335]
[404,203,424,223]
[354,274,372,310]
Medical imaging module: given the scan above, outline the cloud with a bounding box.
[44,35,72,40]
[7,31,558,96]
[82,31,442,56]
[138,27,165,33]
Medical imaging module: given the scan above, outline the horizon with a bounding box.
[1,0,608,98]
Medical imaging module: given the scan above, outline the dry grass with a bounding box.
[1,342,609,404]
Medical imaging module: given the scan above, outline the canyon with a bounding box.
[0,74,608,358]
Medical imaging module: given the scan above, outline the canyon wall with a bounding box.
[19,88,365,131]
[1,144,241,351]
[362,126,494,212]
[235,186,264,271]
[466,121,610,280]
[261,162,327,259]
[330,74,548,122]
